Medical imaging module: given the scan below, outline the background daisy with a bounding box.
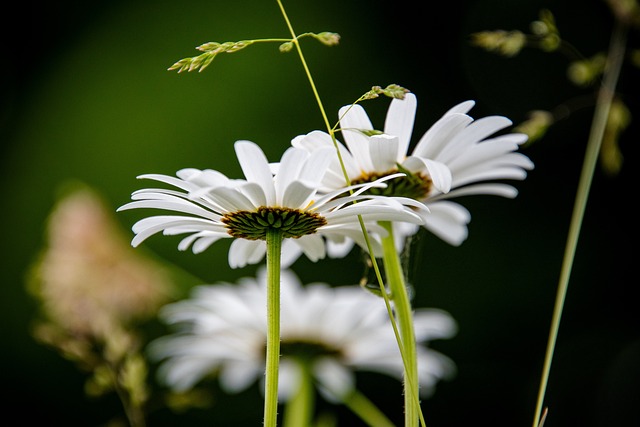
[148,268,457,422]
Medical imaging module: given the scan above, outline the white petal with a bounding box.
[137,173,199,192]
[176,231,228,252]
[130,216,211,246]
[177,168,231,187]
[282,180,315,209]
[326,236,356,258]
[234,141,276,205]
[314,357,355,402]
[444,100,475,115]
[438,116,513,163]
[421,201,471,246]
[326,204,423,225]
[277,359,301,401]
[191,235,226,254]
[237,181,267,207]
[412,113,473,160]
[292,234,326,262]
[280,239,304,268]
[369,134,400,170]
[299,147,334,185]
[275,147,308,203]
[291,130,334,151]
[384,92,417,158]
[338,104,375,171]
[207,186,256,212]
[117,198,220,220]
[446,137,532,173]
[404,156,452,194]
[413,309,458,341]
[219,361,262,393]
[228,239,266,268]
[434,183,519,199]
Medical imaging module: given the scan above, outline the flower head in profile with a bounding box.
[118,140,426,268]
[148,268,457,401]
[292,93,534,249]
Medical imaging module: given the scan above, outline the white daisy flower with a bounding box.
[292,93,534,249]
[118,140,426,268]
[148,268,457,401]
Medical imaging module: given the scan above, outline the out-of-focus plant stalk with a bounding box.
[284,361,314,427]
[532,18,628,427]
[276,3,426,425]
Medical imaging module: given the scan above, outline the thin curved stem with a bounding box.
[531,19,628,427]
[276,3,424,426]
[342,389,396,427]
[265,228,284,427]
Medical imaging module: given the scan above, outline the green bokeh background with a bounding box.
[2,0,637,425]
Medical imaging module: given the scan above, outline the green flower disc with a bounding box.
[222,207,327,240]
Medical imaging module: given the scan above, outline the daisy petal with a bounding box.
[404,156,452,194]
[282,180,315,210]
[234,140,276,205]
[228,239,266,268]
[338,104,375,171]
[370,134,400,171]
[385,92,417,158]
[275,147,308,202]
[421,201,471,246]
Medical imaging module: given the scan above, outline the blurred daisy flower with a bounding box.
[292,93,534,250]
[148,268,457,402]
[118,140,426,268]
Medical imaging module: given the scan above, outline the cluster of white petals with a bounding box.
[148,268,457,400]
[292,93,535,249]
[119,140,426,268]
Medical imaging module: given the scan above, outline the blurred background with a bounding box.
[2,0,638,426]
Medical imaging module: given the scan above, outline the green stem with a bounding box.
[284,360,315,427]
[342,389,396,427]
[265,228,284,427]
[276,0,332,134]
[531,19,627,427]
[276,3,422,425]
[380,221,420,427]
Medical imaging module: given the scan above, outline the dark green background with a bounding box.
[2,0,638,425]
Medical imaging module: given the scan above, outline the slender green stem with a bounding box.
[342,389,396,427]
[276,3,424,425]
[531,20,627,427]
[380,221,421,427]
[265,229,284,427]
[276,0,332,134]
[284,361,315,427]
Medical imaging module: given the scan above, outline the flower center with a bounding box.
[352,166,432,200]
[278,339,343,362]
[221,207,327,240]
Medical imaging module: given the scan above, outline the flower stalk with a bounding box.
[380,221,420,427]
[284,361,314,427]
[276,2,426,425]
[531,18,628,427]
[342,390,396,427]
[265,228,284,427]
